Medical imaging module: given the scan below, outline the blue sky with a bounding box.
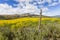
[0,0,60,16]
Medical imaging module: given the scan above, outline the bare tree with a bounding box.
[38,9,42,30]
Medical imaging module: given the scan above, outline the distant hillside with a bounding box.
[0,13,50,20]
[20,13,50,18]
[0,14,20,20]
[50,15,60,18]
[53,15,60,18]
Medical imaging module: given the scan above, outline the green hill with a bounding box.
[0,13,50,20]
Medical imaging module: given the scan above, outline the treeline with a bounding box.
[0,14,20,20]
[0,13,49,20]
[0,13,39,20]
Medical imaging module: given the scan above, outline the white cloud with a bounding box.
[15,0,32,2]
[15,0,49,13]
[0,0,49,15]
[0,0,60,16]
[38,0,46,4]
[0,4,19,15]
[59,0,60,3]
[46,0,52,3]
[49,2,58,6]
[41,7,49,12]
[18,4,40,14]
[47,0,60,6]
[0,3,40,15]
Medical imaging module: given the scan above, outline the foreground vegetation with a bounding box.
[0,17,60,40]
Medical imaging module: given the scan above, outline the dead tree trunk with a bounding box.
[38,9,42,30]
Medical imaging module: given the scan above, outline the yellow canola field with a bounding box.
[0,17,60,24]
[0,17,60,31]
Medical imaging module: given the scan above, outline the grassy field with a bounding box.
[0,17,60,40]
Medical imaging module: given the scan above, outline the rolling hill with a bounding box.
[0,13,50,20]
